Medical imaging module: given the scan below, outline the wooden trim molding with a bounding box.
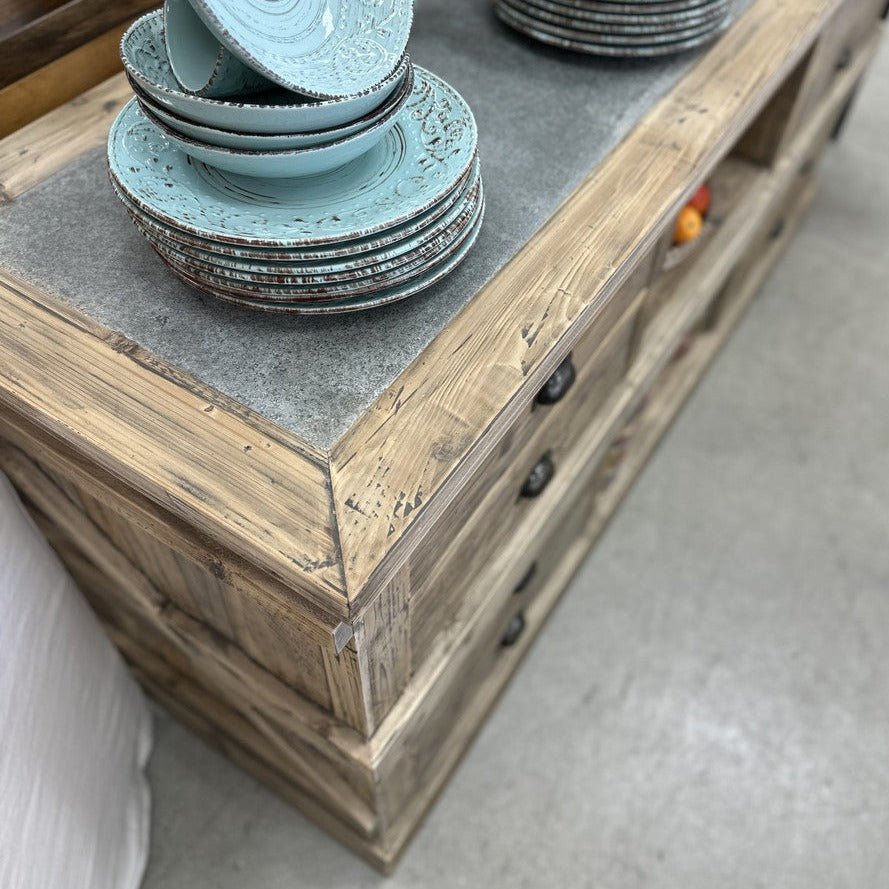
[0,23,126,139]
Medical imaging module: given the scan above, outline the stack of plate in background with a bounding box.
[494,0,733,57]
[108,3,483,314]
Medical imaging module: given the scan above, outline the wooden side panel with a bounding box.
[0,23,128,139]
[0,442,376,818]
[0,407,377,731]
[0,0,155,89]
[354,565,412,732]
[45,468,337,710]
[0,74,131,203]
[0,273,347,608]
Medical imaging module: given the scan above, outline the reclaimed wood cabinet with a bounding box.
[0,0,884,871]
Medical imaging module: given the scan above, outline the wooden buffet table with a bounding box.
[0,0,884,871]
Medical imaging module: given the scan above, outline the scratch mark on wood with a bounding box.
[451,333,473,355]
[521,307,551,348]
[297,555,336,573]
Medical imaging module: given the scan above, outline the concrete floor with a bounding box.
[142,39,889,889]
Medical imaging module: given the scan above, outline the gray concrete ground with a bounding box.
[142,38,889,889]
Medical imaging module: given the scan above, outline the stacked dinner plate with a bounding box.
[108,3,483,314]
[494,0,734,57]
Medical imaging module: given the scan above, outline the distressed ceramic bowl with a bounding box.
[121,12,410,134]
[136,61,414,151]
[185,0,413,98]
[163,0,272,96]
[140,81,407,177]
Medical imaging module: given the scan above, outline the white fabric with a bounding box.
[0,473,153,889]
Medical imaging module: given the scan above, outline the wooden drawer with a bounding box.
[374,466,599,827]
[407,282,644,669]
[0,427,364,728]
[799,0,886,121]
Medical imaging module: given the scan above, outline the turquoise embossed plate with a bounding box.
[121,12,409,134]
[118,169,481,282]
[108,66,478,247]
[186,0,413,98]
[110,156,479,262]
[148,184,482,292]
[166,198,485,314]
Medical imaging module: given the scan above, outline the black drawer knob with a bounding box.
[836,47,853,71]
[536,355,576,405]
[501,613,526,647]
[520,453,555,498]
[513,562,538,594]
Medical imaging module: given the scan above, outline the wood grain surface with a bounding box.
[0,0,155,88]
[0,2,875,865]
[0,22,127,138]
[0,273,350,611]
[0,72,130,203]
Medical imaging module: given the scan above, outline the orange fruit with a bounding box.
[674,205,703,245]
[688,182,711,216]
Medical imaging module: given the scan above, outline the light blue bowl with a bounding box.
[139,84,406,177]
[186,0,413,99]
[136,62,414,151]
[162,0,272,97]
[121,11,410,134]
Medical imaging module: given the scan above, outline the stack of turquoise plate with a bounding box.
[494,0,733,57]
[108,3,483,314]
